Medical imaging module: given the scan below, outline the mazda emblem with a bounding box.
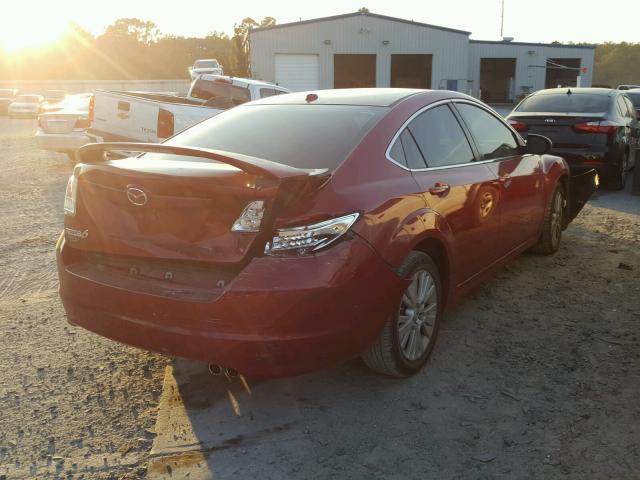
[126,185,148,206]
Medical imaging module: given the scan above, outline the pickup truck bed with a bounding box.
[88,76,290,144]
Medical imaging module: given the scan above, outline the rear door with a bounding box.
[388,102,502,285]
[454,101,545,255]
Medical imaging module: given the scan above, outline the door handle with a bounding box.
[428,182,450,196]
[497,174,512,188]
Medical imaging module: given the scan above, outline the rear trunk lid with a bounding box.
[64,143,328,265]
[39,111,87,134]
[509,113,605,148]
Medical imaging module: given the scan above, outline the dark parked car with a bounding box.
[0,88,19,115]
[507,88,639,190]
[57,89,596,378]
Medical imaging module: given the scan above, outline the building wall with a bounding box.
[0,80,191,95]
[468,42,595,101]
[250,15,470,91]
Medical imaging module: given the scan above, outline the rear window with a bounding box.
[190,79,250,105]
[516,93,611,114]
[166,104,386,171]
[194,60,219,69]
[16,95,40,103]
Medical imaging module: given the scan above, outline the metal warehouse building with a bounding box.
[249,11,595,102]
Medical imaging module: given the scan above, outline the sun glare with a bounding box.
[0,10,68,54]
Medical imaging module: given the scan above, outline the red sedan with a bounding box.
[57,89,597,377]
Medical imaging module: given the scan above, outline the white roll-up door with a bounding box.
[274,54,320,92]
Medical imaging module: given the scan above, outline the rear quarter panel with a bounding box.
[271,91,459,290]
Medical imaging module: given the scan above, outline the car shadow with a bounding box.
[589,176,640,216]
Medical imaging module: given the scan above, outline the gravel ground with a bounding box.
[0,117,639,479]
[0,118,168,479]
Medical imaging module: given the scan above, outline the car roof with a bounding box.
[249,88,436,107]
[532,87,617,97]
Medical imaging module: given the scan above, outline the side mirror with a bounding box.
[525,134,552,155]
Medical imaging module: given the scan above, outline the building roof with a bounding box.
[250,11,471,36]
[470,39,596,50]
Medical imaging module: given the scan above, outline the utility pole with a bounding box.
[500,0,505,38]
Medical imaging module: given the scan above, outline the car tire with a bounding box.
[530,183,565,255]
[362,251,442,378]
[607,151,628,190]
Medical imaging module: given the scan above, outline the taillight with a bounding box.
[264,213,360,256]
[573,121,617,135]
[508,119,528,132]
[88,94,94,122]
[73,118,91,129]
[231,201,265,232]
[157,108,174,138]
[64,174,78,216]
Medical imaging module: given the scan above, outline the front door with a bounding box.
[453,101,545,254]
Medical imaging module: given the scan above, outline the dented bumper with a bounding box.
[56,233,406,377]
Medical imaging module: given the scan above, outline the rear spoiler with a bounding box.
[77,142,328,181]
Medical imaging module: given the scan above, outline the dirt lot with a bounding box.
[0,117,639,479]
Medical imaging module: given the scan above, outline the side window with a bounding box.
[407,105,475,168]
[388,136,407,166]
[455,103,520,160]
[259,88,278,98]
[400,130,427,169]
[623,97,635,118]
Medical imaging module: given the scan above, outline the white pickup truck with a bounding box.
[189,59,224,80]
[87,76,290,144]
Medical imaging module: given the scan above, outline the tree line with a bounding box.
[1,18,639,87]
[0,17,275,81]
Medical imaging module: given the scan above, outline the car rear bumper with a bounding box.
[8,110,38,117]
[550,147,621,174]
[57,234,407,377]
[36,130,90,152]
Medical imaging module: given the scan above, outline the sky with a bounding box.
[1,0,639,52]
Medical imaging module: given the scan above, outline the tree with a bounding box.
[232,16,275,77]
[358,7,370,12]
[103,18,160,45]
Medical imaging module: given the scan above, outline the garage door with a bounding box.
[275,54,320,92]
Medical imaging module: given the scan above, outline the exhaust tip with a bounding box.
[225,367,239,378]
[208,364,223,376]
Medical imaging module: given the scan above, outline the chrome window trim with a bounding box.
[385,98,510,172]
[385,97,526,173]
[385,99,452,172]
[451,98,526,144]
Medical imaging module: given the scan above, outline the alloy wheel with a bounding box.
[398,270,438,362]
[550,190,564,248]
